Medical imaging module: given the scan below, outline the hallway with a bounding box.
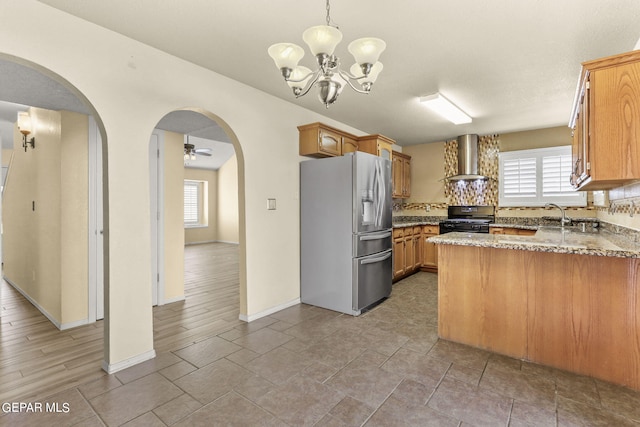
[2,243,640,425]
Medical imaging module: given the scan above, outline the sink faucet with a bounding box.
[545,203,571,226]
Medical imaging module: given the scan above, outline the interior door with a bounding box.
[149,132,160,306]
[88,117,104,321]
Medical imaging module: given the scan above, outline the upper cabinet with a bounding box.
[569,50,640,190]
[298,122,395,160]
[357,134,394,160]
[298,122,349,157]
[392,151,411,198]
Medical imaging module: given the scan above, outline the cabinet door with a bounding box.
[571,78,590,188]
[342,136,358,154]
[402,157,411,198]
[378,142,392,161]
[591,62,640,182]
[422,225,438,270]
[392,155,403,198]
[393,238,405,279]
[404,235,414,273]
[413,228,422,270]
[318,128,342,156]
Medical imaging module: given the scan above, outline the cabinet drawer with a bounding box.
[393,228,404,238]
[413,226,422,235]
[423,225,439,235]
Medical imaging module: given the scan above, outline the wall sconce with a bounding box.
[17,111,35,152]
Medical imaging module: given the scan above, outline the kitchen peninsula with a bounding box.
[430,227,640,390]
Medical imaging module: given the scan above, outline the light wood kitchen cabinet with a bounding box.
[298,122,357,158]
[412,226,423,271]
[391,151,411,199]
[569,50,640,190]
[438,243,640,390]
[404,231,415,274]
[421,225,439,272]
[342,135,358,154]
[392,228,405,280]
[393,225,428,281]
[358,134,394,160]
[489,227,536,236]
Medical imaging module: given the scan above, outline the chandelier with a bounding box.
[267,0,386,107]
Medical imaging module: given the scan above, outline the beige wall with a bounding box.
[163,131,185,301]
[402,142,446,203]
[0,1,372,371]
[217,154,239,244]
[60,111,89,324]
[499,126,572,152]
[184,168,218,244]
[3,108,88,328]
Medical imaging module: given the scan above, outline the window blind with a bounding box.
[184,181,200,224]
[502,157,537,198]
[499,146,586,207]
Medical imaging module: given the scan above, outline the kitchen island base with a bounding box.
[438,244,640,390]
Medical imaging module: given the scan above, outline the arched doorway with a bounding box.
[148,109,244,352]
[0,55,110,401]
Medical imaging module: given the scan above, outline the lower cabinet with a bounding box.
[393,225,437,281]
[421,225,439,272]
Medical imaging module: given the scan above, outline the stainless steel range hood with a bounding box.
[447,134,488,181]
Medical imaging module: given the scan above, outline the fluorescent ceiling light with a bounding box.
[419,93,472,124]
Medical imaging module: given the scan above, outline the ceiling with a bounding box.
[29,0,640,146]
[0,58,234,169]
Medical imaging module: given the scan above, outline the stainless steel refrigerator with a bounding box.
[300,151,393,315]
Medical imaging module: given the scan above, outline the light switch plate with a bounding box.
[267,198,276,210]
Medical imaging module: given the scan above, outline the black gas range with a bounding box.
[439,206,495,234]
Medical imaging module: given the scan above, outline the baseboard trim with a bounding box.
[185,240,239,246]
[102,349,157,374]
[4,276,92,331]
[239,298,301,322]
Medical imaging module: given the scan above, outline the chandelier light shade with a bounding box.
[302,25,342,56]
[267,0,386,107]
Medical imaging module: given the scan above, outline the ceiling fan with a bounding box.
[184,136,212,161]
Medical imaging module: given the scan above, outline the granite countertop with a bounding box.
[428,227,640,258]
[489,223,539,231]
[392,216,445,228]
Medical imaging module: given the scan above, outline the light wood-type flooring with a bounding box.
[2,242,640,426]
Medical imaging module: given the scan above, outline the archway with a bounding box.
[147,108,246,351]
[0,55,110,401]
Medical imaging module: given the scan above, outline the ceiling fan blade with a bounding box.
[194,148,212,153]
[196,152,212,157]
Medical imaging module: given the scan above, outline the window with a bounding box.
[184,180,207,227]
[499,146,586,207]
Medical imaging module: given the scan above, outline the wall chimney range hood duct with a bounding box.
[447,134,488,181]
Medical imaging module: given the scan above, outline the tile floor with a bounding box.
[3,253,640,425]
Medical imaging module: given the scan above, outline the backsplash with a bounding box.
[444,134,499,206]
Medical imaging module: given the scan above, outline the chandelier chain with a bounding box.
[325,0,339,29]
[325,0,330,26]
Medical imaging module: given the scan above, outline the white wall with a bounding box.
[0,0,368,372]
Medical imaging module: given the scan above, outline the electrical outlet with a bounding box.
[267,198,276,210]
[425,205,431,212]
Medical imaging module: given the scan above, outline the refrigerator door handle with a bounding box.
[359,231,392,241]
[360,251,392,265]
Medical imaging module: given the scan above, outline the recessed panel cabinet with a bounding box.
[392,151,411,199]
[569,50,640,190]
[298,123,346,157]
[298,122,395,160]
